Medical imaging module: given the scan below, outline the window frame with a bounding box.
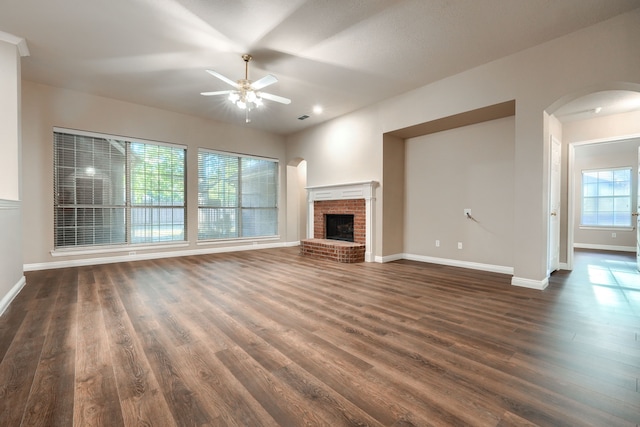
[53,127,187,253]
[580,166,633,229]
[197,148,279,242]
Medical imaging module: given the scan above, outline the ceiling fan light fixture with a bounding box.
[202,54,291,122]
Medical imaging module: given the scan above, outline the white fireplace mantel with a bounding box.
[306,181,377,262]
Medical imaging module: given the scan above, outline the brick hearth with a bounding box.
[300,238,365,263]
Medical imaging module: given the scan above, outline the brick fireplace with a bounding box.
[302,181,377,262]
[313,199,365,244]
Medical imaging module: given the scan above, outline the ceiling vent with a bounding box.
[298,114,310,120]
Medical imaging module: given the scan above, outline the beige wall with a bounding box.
[286,9,640,285]
[286,105,385,255]
[404,117,515,268]
[21,81,287,268]
[381,134,404,258]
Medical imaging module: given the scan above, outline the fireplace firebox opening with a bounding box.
[325,214,355,242]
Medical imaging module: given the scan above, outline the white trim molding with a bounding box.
[306,181,378,262]
[402,253,514,275]
[0,275,26,317]
[574,243,635,252]
[0,199,21,209]
[25,241,289,271]
[0,31,30,57]
[511,276,549,290]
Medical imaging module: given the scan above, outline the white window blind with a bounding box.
[198,149,278,240]
[54,130,186,248]
[581,167,632,227]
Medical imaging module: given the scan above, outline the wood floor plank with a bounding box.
[97,265,177,427]
[0,273,60,426]
[20,267,77,426]
[0,247,638,426]
[216,345,334,426]
[74,267,125,427]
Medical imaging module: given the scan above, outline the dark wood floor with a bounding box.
[0,248,638,426]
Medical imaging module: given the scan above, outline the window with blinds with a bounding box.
[53,130,186,248]
[198,149,278,240]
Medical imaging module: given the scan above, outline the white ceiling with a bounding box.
[554,90,640,122]
[1,0,639,135]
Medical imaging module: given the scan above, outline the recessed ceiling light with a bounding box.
[312,105,323,114]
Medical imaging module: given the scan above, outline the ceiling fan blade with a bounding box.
[200,90,234,96]
[251,74,278,90]
[205,69,239,88]
[260,92,291,105]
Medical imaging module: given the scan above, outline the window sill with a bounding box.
[579,226,634,231]
[51,242,190,257]
[196,236,280,246]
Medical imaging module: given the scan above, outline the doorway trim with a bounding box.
[566,133,640,270]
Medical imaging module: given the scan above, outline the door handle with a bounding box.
[550,212,557,216]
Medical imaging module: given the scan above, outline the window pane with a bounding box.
[130,143,185,207]
[241,158,277,208]
[198,151,238,208]
[612,211,631,227]
[55,207,126,247]
[582,197,597,213]
[583,183,597,197]
[613,180,630,196]
[597,181,613,196]
[131,207,185,243]
[581,212,598,226]
[242,208,277,237]
[198,207,238,239]
[581,168,631,228]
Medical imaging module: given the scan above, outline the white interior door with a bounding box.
[549,136,561,274]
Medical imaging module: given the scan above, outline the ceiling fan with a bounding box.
[201,54,291,123]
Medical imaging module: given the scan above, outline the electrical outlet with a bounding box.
[435,240,440,247]
[611,232,616,238]
[458,242,463,249]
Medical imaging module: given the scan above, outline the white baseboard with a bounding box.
[511,276,549,290]
[285,241,301,247]
[573,243,635,252]
[0,275,26,317]
[395,253,514,275]
[24,241,289,271]
[376,253,404,263]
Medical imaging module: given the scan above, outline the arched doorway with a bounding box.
[286,158,307,244]
[545,85,640,272]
